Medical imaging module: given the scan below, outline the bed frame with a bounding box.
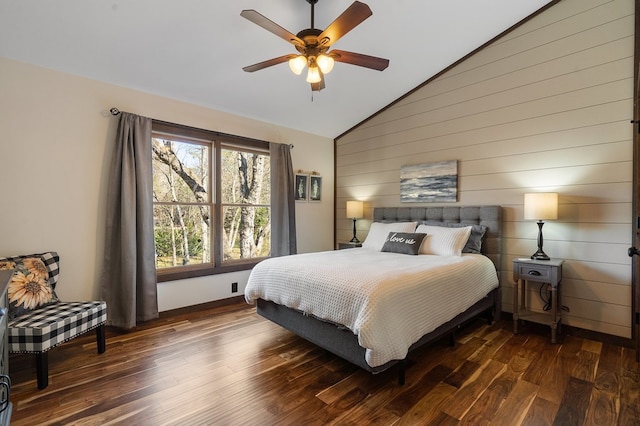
[256,205,502,384]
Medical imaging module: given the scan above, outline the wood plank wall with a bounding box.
[335,0,634,338]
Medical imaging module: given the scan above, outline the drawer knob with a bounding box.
[527,270,541,276]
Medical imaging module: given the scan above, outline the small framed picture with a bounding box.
[295,173,308,201]
[309,175,322,202]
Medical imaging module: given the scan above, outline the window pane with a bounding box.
[222,206,270,261]
[220,149,270,204]
[152,138,209,203]
[152,122,272,277]
[154,204,211,268]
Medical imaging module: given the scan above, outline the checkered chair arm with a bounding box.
[8,301,107,353]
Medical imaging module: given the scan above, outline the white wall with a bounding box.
[335,0,634,338]
[0,57,334,312]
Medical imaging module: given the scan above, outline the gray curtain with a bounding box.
[101,112,158,329]
[270,143,297,256]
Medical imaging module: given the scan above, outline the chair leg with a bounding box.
[35,352,48,389]
[96,324,106,354]
[32,326,104,390]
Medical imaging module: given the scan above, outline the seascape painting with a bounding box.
[400,160,458,202]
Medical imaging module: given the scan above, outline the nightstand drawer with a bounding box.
[513,259,562,284]
[517,264,552,281]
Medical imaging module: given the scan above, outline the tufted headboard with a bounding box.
[372,206,502,272]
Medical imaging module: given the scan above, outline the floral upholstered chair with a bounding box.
[0,252,107,389]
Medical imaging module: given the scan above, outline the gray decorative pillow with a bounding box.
[420,221,488,254]
[381,232,427,255]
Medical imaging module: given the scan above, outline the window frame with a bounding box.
[152,120,271,282]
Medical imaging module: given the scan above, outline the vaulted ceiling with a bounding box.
[0,0,553,138]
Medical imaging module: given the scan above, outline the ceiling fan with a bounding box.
[241,0,389,92]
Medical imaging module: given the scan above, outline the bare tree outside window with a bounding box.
[221,147,271,260]
[152,134,270,272]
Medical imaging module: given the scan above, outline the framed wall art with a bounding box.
[295,173,308,202]
[309,175,322,202]
[400,160,458,203]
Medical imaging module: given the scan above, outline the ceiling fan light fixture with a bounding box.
[316,54,334,74]
[241,1,388,91]
[288,55,307,75]
[306,65,321,83]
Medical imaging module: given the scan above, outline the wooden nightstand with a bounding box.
[512,258,564,343]
[337,242,362,250]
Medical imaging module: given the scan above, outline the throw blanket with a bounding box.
[245,249,498,367]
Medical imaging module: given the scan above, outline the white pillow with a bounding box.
[416,224,472,256]
[362,222,417,251]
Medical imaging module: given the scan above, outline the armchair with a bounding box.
[0,252,107,389]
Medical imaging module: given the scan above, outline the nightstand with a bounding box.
[337,242,362,250]
[512,258,564,343]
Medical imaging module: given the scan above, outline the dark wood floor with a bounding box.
[7,301,640,425]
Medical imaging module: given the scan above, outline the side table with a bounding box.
[512,258,564,343]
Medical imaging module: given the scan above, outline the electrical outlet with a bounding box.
[231,282,238,293]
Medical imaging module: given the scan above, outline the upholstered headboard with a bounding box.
[372,206,502,272]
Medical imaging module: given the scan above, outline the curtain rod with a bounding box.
[109,107,293,149]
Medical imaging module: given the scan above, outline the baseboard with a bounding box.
[562,323,634,349]
[505,313,634,349]
[158,295,246,319]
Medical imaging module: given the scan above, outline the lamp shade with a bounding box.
[288,55,306,75]
[316,54,335,74]
[524,193,558,221]
[306,66,321,83]
[346,200,364,219]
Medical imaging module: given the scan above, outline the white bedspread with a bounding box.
[245,249,499,368]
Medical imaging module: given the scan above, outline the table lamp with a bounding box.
[524,192,558,260]
[346,200,364,243]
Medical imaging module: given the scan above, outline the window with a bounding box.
[151,121,270,281]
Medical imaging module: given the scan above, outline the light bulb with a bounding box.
[306,66,321,83]
[288,55,307,75]
[317,54,334,74]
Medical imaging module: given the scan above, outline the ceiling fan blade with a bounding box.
[330,50,389,71]
[243,54,297,73]
[310,70,326,92]
[240,9,304,46]
[317,1,372,47]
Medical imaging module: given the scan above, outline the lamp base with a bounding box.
[350,218,360,243]
[531,220,550,260]
[530,250,550,261]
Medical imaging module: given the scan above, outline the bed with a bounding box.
[245,206,502,383]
